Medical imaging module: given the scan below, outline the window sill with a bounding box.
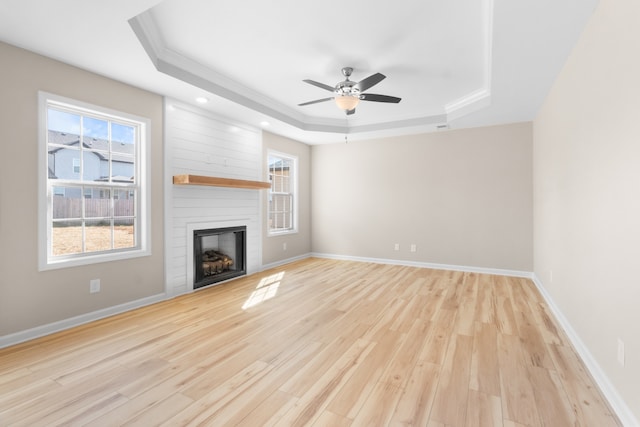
[268,229,298,237]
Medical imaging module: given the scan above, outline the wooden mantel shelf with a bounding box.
[173,174,271,190]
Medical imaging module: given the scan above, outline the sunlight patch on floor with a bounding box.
[242,271,284,309]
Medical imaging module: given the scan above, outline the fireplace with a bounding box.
[193,226,246,289]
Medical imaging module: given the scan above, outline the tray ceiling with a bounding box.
[0,0,598,144]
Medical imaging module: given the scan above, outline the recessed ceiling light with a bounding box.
[195,97,209,104]
[260,121,270,127]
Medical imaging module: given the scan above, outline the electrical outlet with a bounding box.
[618,338,625,366]
[90,279,101,294]
[283,242,287,251]
[394,243,400,251]
[410,244,417,252]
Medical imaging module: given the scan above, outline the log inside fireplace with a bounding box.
[193,226,246,289]
[201,250,234,276]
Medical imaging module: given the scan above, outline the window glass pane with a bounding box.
[48,108,80,136]
[52,186,82,219]
[112,123,136,155]
[47,146,80,180]
[112,155,135,182]
[281,174,290,193]
[114,189,135,217]
[82,134,106,151]
[85,187,110,218]
[51,220,82,256]
[82,150,104,182]
[83,116,108,141]
[114,218,135,249]
[85,219,113,253]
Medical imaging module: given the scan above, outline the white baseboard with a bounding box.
[310,252,533,278]
[0,293,167,349]
[261,253,313,271]
[530,274,638,427]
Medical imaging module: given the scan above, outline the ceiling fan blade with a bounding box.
[354,73,386,92]
[346,108,356,115]
[303,79,335,92]
[360,93,401,103]
[298,97,334,106]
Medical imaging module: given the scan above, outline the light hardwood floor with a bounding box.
[0,258,621,426]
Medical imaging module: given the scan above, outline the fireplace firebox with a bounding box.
[193,226,246,289]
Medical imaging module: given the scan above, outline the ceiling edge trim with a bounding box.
[444,0,494,119]
[349,114,448,133]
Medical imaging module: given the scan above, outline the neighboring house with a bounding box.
[47,130,134,199]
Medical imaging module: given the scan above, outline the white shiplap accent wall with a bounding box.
[165,100,263,296]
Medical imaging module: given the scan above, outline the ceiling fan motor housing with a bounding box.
[336,80,360,97]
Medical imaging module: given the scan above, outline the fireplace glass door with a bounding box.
[193,226,246,289]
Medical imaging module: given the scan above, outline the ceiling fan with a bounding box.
[298,67,401,115]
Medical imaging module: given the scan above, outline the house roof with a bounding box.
[47,130,134,164]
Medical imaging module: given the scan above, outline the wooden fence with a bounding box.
[53,199,135,219]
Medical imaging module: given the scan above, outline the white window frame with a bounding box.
[38,91,151,271]
[267,150,298,236]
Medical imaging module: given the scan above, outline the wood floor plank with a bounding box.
[0,258,621,426]
[326,329,402,419]
[469,321,501,396]
[277,339,376,426]
[379,319,430,389]
[388,361,440,426]
[527,365,576,427]
[350,381,404,427]
[465,389,503,427]
[430,334,474,426]
[160,360,273,426]
[312,410,353,427]
[418,310,456,365]
[497,332,541,426]
[548,344,621,426]
[528,301,565,345]
[122,393,194,427]
[233,390,297,427]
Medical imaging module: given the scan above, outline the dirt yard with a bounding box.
[52,225,135,255]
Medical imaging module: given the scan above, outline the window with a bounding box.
[268,151,297,234]
[38,92,150,270]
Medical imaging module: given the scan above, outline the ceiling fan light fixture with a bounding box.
[335,95,360,111]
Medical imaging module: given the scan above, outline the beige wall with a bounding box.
[0,42,164,337]
[533,0,640,421]
[262,131,311,265]
[311,123,533,271]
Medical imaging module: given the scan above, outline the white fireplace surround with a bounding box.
[165,100,264,297]
[186,219,254,292]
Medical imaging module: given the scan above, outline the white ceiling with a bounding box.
[0,0,598,144]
